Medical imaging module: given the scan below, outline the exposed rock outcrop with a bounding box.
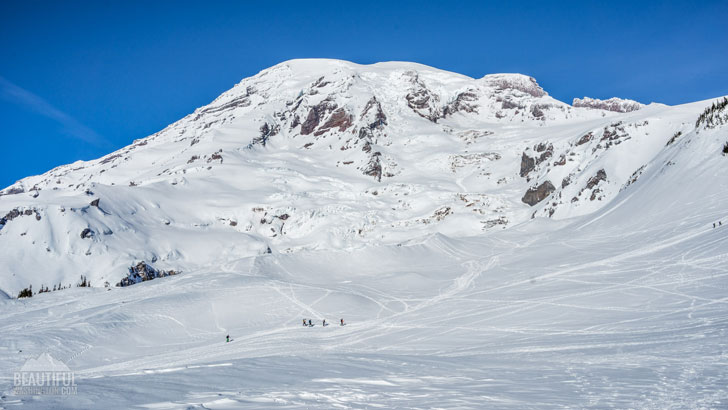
[573,97,643,113]
[0,186,24,197]
[363,152,383,182]
[484,74,547,97]
[522,181,556,206]
[1,208,42,228]
[442,90,479,117]
[405,72,441,122]
[300,100,336,135]
[360,96,387,129]
[314,108,353,136]
[117,261,179,287]
[520,143,553,178]
[251,122,280,147]
[520,153,535,177]
[586,169,607,189]
[576,132,593,146]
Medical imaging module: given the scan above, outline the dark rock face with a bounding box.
[501,99,522,110]
[406,89,435,119]
[301,100,336,135]
[314,108,353,136]
[404,72,441,122]
[562,176,572,188]
[0,186,24,197]
[1,207,42,227]
[537,147,553,163]
[521,142,554,178]
[442,91,479,117]
[363,153,383,182]
[573,97,642,113]
[576,132,593,146]
[520,153,535,177]
[208,152,223,163]
[90,199,100,208]
[598,123,630,150]
[522,181,556,206]
[252,122,280,147]
[5,209,21,220]
[117,261,179,287]
[196,95,251,117]
[586,169,607,189]
[490,76,546,97]
[360,96,387,129]
[530,106,545,119]
[80,228,94,239]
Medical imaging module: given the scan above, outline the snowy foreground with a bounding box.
[2,196,727,408]
[1,59,727,408]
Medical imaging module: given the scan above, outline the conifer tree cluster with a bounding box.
[16,276,89,299]
[77,275,91,287]
[696,97,728,129]
[17,285,32,298]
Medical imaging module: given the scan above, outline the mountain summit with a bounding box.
[0,59,725,293]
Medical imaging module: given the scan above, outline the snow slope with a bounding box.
[0,60,727,408]
[0,59,720,295]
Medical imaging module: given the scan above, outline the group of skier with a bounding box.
[302,318,345,327]
[712,221,723,228]
[225,318,347,342]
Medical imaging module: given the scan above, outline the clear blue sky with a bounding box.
[1,0,727,189]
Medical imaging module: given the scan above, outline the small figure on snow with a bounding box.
[303,318,307,326]
[308,319,313,327]
[323,319,327,327]
[720,221,723,226]
[226,335,230,343]
[340,318,345,326]
[714,223,716,228]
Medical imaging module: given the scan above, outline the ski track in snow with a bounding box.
[1,217,727,409]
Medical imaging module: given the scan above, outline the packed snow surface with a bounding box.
[1,59,727,408]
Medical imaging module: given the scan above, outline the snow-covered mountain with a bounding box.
[0,59,723,294]
[1,59,728,408]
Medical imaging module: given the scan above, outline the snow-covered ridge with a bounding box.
[1,59,728,408]
[572,96,644,112]
[0,58,724,294]
[480,73,547,97]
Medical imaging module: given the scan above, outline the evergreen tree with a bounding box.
[18,285,32,298]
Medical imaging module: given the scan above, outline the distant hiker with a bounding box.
[340,318,345,326]
[714,223,716,228]
[323,319,327,327]
[303,319,307,326]
[720,221,723,226]
[308,319,313,326]
[226,335,230,343]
